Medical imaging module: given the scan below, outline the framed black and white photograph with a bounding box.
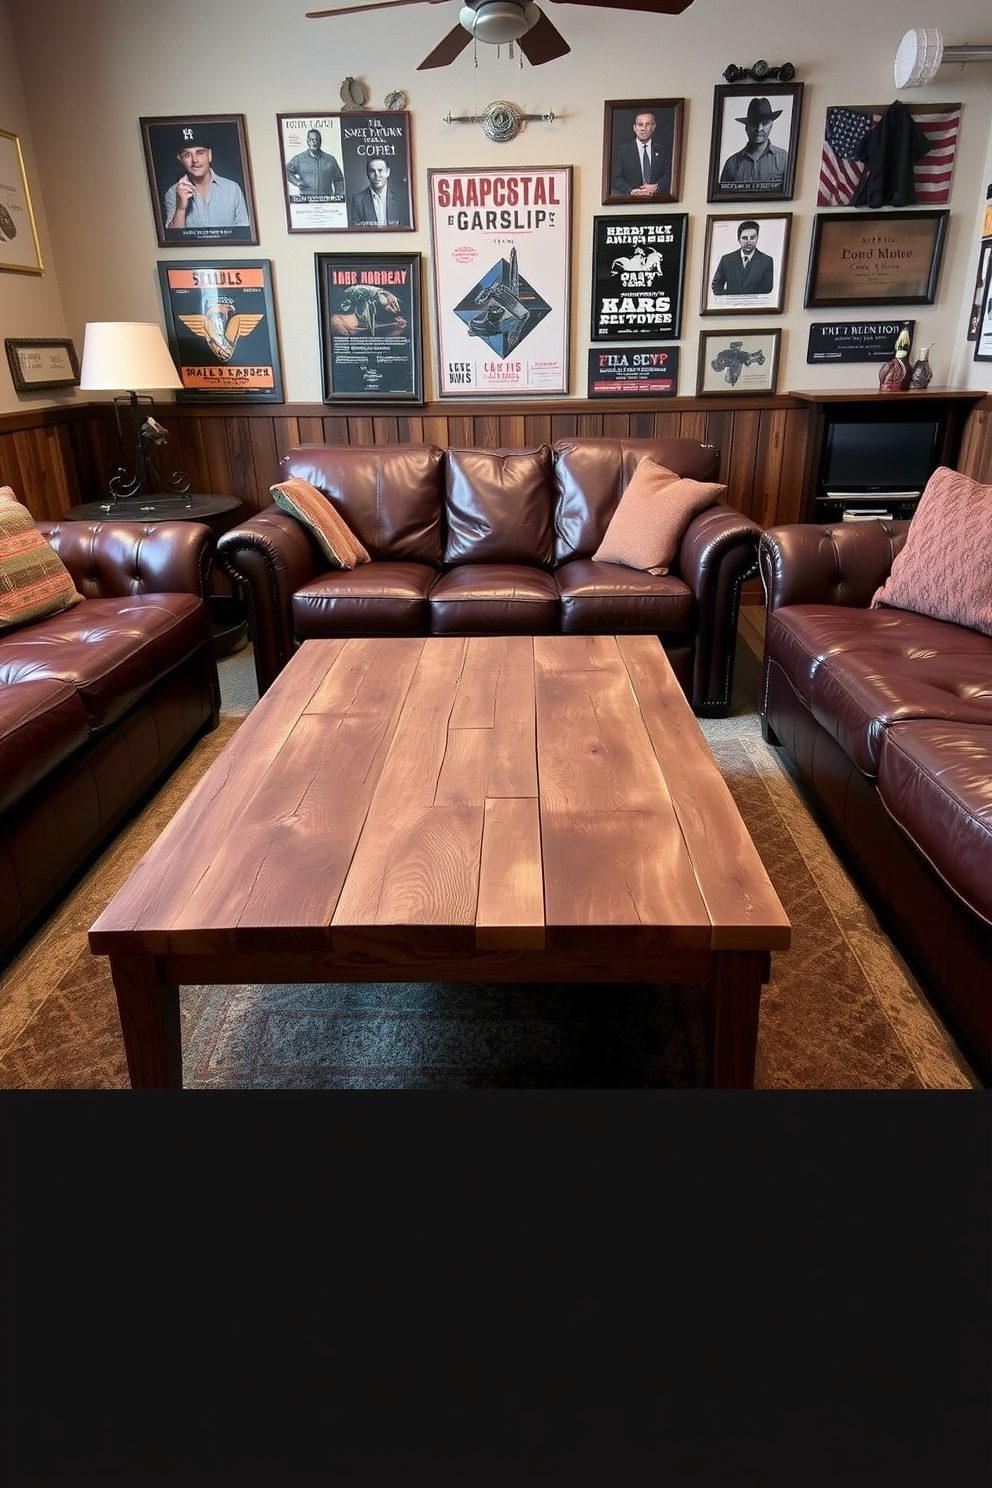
[804,210,949,308]
[427,166,572,398]
[315,251,423,402]
[141,115,258,247]
[157,259,283,400]
[700,212,791,316]
[974,265,992,363]
[277,111,414,233]
[587,346,679,398]
[697,328,781,396]
[5,337,79,391]
[602,99,685,206]
[0,129,44,274]
[707,83,803,203]
[967,238,991,340]
[590,214,688,341]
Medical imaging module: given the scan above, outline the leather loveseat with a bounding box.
[0,518,220,960]
[217,437,761,716]
[758,516,992,1078]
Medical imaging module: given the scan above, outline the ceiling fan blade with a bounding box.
[306,1,440,18]
[519,10,571,64]
[559,0,694,13]
[417,22,474,69]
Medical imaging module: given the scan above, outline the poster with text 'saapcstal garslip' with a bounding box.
[428,167,571,397]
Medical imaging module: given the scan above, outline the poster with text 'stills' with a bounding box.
[428,167,572,397]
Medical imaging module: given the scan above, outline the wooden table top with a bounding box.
[90,635,790,962]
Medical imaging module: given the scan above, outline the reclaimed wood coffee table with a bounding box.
[89,635,790,1089]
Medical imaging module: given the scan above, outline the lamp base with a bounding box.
[105,392,191,509]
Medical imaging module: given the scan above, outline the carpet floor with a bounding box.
[0,618,983,1089]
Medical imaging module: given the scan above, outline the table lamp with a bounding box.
[79,321,191,510]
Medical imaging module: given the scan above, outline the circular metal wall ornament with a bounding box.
[384,90,407,110]
[481,100,523,142]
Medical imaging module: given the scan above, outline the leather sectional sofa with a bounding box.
[0,518,220,960]
[758,517,992,1078]
[217,437,762,716]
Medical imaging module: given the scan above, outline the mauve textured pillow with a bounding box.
[871,467,992,636]
[271,477,370,569]
[592,459,726,575]
[0,486,84,635]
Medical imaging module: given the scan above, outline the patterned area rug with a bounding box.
[0,624,983,1089]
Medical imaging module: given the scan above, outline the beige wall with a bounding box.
[3,0,992,414]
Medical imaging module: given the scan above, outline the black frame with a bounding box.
[158,259,283,401]
[5,336,79,391]
[140,114,258,247]
[316,251,423,403]
[590,214,688,340]
[707,82,803,203]
[277,110,414,233]
[700,212,791,317]
[587,346,679,398]
[804,210,949,308]
[602,99,685,206]
[696,328,781,396]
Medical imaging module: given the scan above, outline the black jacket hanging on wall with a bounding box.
[852,99,931,208]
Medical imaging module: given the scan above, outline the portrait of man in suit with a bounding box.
[710,219,775,295]
[348,157,410,228]
[611,110,673,199]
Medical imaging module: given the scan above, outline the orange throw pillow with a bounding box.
[871,467,992,636]
[592,460,726,575]
[0,486,84,635]
[271,477,370,569]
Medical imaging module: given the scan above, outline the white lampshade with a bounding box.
[79,321,182,392]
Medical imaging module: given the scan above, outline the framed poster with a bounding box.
[590,214,687,341]
[707,83,803,203]
[427,167,572,398]
[277,111,414,232]
[700,213,791,316]
[141,115,258,246]
[315,251,423,402]
[602,100,684,206]
[696,328,781,395]
[968,239,991,341]
[974,268,992,363]
[157,260,283,401]
[5,337,79,391]
[0,130,43,274]
[587,346,679,398]
[804,210,949,308]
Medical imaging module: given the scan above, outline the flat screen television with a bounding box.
[820,418,941,495]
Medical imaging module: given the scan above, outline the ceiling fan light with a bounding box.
[460,3,535,45]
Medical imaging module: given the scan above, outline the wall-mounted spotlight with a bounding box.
[894,28,992,88]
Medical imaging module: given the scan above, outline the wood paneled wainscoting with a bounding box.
[3,394,990,603]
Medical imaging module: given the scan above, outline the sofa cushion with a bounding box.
[556,559,695,635]
[0,488,84,634]
[280,444,445,565]
[443,448,555,567]
[591,461,725,575]
[0,677,90,814]
[292,562,435,638]
[871,467,992,636]
[429,564,559,634]
[271,477,370,569]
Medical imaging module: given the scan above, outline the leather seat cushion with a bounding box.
[0,678,90,813]
[292,562,435,637]
[556,559,694,634]
[429,565,559,634]
[0,594,209,731]
[877,720,992,923]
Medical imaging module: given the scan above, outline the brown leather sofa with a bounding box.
[217,437,761,716]
[0,518,220,961]
[759,518,992,1078]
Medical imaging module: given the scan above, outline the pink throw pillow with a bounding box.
[592,459,726,575]
[870,467,992,636]
[271,477,370,569]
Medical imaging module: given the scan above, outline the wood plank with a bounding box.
[476,797,545,950]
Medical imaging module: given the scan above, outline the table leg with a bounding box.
[703,950,767,1089]
[108,954,182,1090]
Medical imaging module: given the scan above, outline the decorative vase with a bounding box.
[878,354,911,392]
[909,345,934,390]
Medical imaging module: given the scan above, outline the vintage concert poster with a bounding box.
[587,346,679,397]
[590,214,687,341]
[157,260,283,401]
[428,167,572,397]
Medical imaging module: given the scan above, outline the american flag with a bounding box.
[818,104,961,207]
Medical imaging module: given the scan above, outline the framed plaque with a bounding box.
[804,210,949,308]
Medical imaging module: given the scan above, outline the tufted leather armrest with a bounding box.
[680,503,762,716]
[216,507,320,700]
[758,520,910,613]
[38,519,215,602]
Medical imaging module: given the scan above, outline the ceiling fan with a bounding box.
[305,1,694,71]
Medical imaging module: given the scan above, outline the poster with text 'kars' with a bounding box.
[428,167,572,397]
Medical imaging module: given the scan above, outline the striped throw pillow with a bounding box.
[0,487,84,635]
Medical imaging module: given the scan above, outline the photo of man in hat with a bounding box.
[163,123,250,232]
[719,96,789,191]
